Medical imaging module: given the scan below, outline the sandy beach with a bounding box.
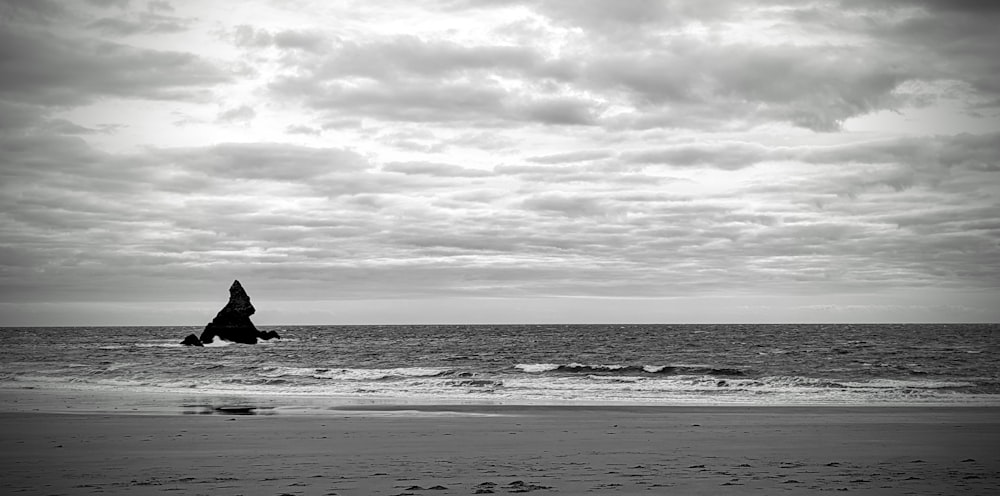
[2,395,998,495]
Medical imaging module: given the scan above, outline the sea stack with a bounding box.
[188,280,279,345]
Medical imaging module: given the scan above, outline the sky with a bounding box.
[1,0,998,326]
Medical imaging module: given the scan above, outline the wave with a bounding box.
[260,366,455,381]
[715,376,975,391]
[837,378,975,390]
[513,363,745,377]
[446,379,503,389]
[202,339,233,348]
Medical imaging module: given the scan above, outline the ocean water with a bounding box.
[1,324,998,407]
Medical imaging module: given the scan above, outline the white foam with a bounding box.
[262,366,454,381]
[260,366,315,377]
[839,378,974,389]
[514,363,560,373]
[313,367,450,380]
[135,341,183,348]
[586,375,645,383]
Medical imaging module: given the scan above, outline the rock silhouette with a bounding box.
[184,280,279,345]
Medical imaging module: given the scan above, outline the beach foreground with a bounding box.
[2,401,999,495]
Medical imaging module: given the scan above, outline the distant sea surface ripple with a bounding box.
[1,324,998,406]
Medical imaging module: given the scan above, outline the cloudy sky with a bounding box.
[1,0,998,326]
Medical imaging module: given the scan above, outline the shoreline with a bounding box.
[3,402,998,495]
[4,385,999,417]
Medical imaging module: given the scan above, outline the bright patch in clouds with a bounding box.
[1,0,998,325]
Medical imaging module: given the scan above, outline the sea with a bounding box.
[1,324,998,410]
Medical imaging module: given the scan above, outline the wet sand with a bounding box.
[2,403,999,495]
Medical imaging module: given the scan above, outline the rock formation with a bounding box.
[182,280,280,345]
[180,334,203,347]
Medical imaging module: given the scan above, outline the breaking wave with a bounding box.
[3,324,998,407]
[513,363,745,376]
[260,366,456,381]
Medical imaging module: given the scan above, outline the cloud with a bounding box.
[39,118,109,135]
[271,77,507,124]
[216,105,256,124]
[309,35,545,80]
[517,96,600,125]
[259,32,594,126]
[0,0,70,24]
[2,128,998,308]
[88,15,192,36]
[85,0,130,8]
[624,142,771,169]
[527,150,613,164]
[856,3,1000,107]
[152,142,372,184]
[0,26,231,106]
[231,25,328,53]
[0,1,997,323]
[798,133,1000,176]
[521,192,617,218]
[87,2,195,36]
[218,0,998,135]
[0,100,43,131]
[294,25,896,131]
[450,0,997,131]
[285,124,321,136]
[584,42,912,131]
[382,161,493,178]
[456,0,735,31]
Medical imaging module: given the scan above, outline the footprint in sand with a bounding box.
[506,480,552,493]
[474,481,497,494]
